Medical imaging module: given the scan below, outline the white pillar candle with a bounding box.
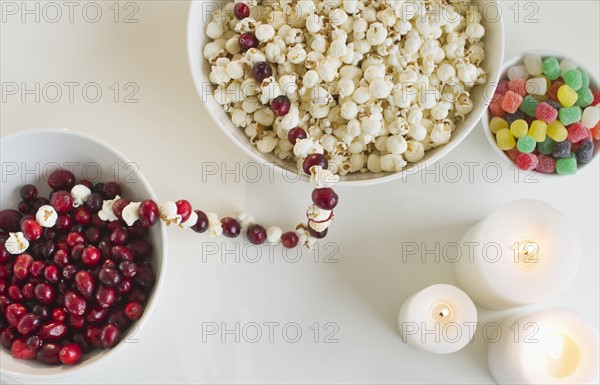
[488,309,599,384]
[398,284,477,354]
[455,199,580,309]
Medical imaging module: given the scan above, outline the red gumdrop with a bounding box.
[506,147,520,162]
[508,79,527,97]
[535,102,558,124]
[535,154,556,173]
[516,153,539,171]
[567,122,590,143]
[592,91,600,106]
[489,102,505,117]
[501,91,523,114]
[496,80,510,96]
[547,80,564,101]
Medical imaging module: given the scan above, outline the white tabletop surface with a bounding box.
[1,1,599,384]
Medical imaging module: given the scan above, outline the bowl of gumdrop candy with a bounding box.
[0,128,167,380]
[483,50,600,175]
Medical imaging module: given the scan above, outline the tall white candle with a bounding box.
[488,309,599,384]
[455,199,580,309]
[398,284,477,354]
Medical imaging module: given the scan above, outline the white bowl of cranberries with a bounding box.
[0,128,166,379]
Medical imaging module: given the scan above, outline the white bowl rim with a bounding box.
[187,1,506,187]
[0,127,168,380]
[481,49,600,178]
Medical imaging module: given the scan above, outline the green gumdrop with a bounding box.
[519,95,539,117]
[517,135,536,153]
[542,57,561,80]
[563,69,583,91]
[579,70,590,89]
[556,156,577,175]
[537,137,555,155]
[559,106,582,126]
[576,87,594,108]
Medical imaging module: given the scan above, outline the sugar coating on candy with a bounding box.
[496,80,510,95]
[516,153,539,171]
[563,69,583,91]
[528,120,547,142]
[535,154,556,173]
[567,122,590,143]
[542,57,561,80]
[489,101,505,117]
[560,58,577,76]
[559,106,582,126]
[517,135,536,153]
[553,140,571,158]
[506,147,520,162]
[591,122,600,141]
[519,95,539,117]
[593,91,600,106]
[546,99,562,111]
[547,121,568,142]
[510,119,529,138]
[581,106,600,129]
[537,137,556,155]
[508,65,529,80]
[576,87,594,108]
[557,85,578,107]
[575,140,594,164]
[509,79,527,97]
[490,117,508,134]
[535,102,558,124]
[580,70,590,89]
[507,110,526,125]
[526,78,547,96]
[524,54,543,76]
[548,80,564,101]
[502,91,523,114]
[556,156,577,175]
[496,128,516,150]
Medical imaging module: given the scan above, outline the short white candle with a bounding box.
[488,309,599,384]
[398,284,477,354]
[455,199,580,309]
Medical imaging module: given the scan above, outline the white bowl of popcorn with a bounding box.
[188,0,505,185]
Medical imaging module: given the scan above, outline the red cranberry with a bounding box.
[55,214,72,231]
[44,265,60,283]
[52,308,66,322]
[112,198,130,221]
[127,239,152,259]
[124,302,144,321]
[1,327,17,349]
[59,343,82,365]
[308,226,328,239]
[30,260,46,278]
[64,291,86,316]
[0,209,22,232]
[86,193,104,213]
[191,210,209,233]
[73,333,92,353]
[13,253,33,280]
[11,338,37,359]
[26,335,43,351]
[103,182,121,199]
[311,188,339,210]
[111,245,133,261]
[98,268,122,287]
[233,2,250,19]
[128,221,149,239]
[86,306,109,324]
[138,200,159,227]
[246,224,267,245]
[0,262,12,280]
[18,201,33,214]
[85,226,101,243]
[271,95,291,116]
[6,303,27,326]
[16,313,41,335]
[8,285,22,301]
[32,197,49,211]
[98,241,112,259]
[20,219,42,241]
[48,169,75,191]
[32,304,50,320]
[253,61,273,83]
[96,286,117,308]
[74,270,95,297]
[287,127,308,145]
[127,289,146,303]
[85,325,103,348]
[34,283,56,304]
[37,343,62,364]
[0,246,10,263]
[50,191,73,213]
[19,184,38,202]
[117,279,132,294]
[110,228,129,245]
[175,200,192,223]
[66,231,85,247]
[221,217,241,238]
[39,322,67,340]
[119,261,137,278]
[133,262,155,289]
[238,32,258,51]
[79,179,93,189]
[100,323,120,348]
[68,314,86,330]
[53,249,70,268]
[41,240,57,257]
[302,153,329,174]
[0,280,6,294]
[62,264,78,281]
[81,246,101,266]
[21,282,35,300]
[93,182,106,195]
[73,206,91,225]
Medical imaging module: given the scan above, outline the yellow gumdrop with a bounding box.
[528,120,547,142]
[490,117,508,134]
[547,120,568,141]
[496,128,516,150]
[557,84,578,107]
[509,119,529,138]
